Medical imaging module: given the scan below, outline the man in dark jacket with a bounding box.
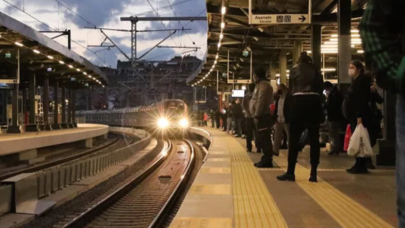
[250,67,274,168]
[272,84,292,156]
[233,99,244,137]
[359,1,405,224]
[324,81,344,155]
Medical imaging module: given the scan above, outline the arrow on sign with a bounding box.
[299,15,306,22]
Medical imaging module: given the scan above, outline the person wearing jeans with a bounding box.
[359,0,405,225]
[250,67,274,168]
[272,84,291,156]
[277,52,324,182]
[243,83,261,152]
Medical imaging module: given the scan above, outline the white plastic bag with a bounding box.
[347,124,374,157]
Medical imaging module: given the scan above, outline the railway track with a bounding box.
[0,131,136,181]
[59,139,196,228]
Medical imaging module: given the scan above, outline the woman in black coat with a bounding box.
[343,60,373,174]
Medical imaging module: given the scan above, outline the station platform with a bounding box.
[171,127,397,228]
[0,124,109,158]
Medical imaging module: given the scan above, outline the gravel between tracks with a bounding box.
[21,139,164,228]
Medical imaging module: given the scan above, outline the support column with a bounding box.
[53,81,60,129]
[43,75,52,130]
[25,74,39,132]
[311,24,322,71]
[87,86,92,110]
[7,84,20,133]
[22,88,27,124]
[67,88,72,126]
[72,90,77,127]
[377,91,397,166]
[293,41,303,65]
[61,86,67,128]
[338,0,352,92]
[279,50,287,84]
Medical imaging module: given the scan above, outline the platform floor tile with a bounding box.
[273,155,394,228]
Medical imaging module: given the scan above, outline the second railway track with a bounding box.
[59,139,196,228]
[0,131,136,181]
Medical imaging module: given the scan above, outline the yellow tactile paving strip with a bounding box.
[170,218,232,228]
[227,139,288,228]
[273,155,394,228]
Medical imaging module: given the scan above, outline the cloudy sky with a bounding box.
[0,0,208,68]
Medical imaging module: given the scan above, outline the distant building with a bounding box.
[76,55,203,110]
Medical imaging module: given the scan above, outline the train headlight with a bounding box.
[179,118,189,128]
[158,118,169,128]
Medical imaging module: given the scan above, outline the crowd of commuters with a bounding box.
[212,52,385,183]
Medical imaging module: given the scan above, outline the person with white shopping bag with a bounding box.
[347,124,374,158]
[342,60,373,174]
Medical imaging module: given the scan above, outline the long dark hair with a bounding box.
[351,60,365,75]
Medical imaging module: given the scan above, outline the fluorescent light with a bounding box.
[59,61,64,64]
[15,42,23,47]
[357,50,364,53]
[33,49,40,54]
[218,43,221,48]
[76,68,81,72]
[351,29,359,33]
[330,38,338,42]
[47,55,53,59]
[221,6,226,14]
[214,60,217,64]
[276,73,280,77]
[220,33,224,40]
[221,22,225,28]
[68,65,73,68]
[83,72,87,75]
[321,68,336,72]
[216,54,219,59]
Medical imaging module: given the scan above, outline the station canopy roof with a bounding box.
[189,0,367,88]
[0,11,108,89]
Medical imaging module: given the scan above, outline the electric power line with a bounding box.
[2,0,107,65]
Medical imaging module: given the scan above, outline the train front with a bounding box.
[155,100,189,137]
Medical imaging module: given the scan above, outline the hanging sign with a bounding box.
[248,0,311,25]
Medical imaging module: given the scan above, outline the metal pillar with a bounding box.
[338,0,352,90]
[67,88,72,126]
[293,41,303,65]
[29,75,36,124]
[311,24,322,71]
[279,50,287,84]
[25,74,40,132]
[61,86,67,128]
[43,75,51,130]
[7,84,20,133]
[72,90,77,127]
[22,88,27,116]
[131,22,137,67]
[53,82,60,129]
[377,91,397,166]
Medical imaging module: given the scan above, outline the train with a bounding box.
[76,99,189,137]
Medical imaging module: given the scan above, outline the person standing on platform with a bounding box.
[243,83,261,153]
[215,109,221,129]
[250,67,274,168]
[324,81,344,156]
[342,61,372,174]
[233,99,244,137]
[277,52,324,182]
[359,2,405,225]
[272,83,291,156]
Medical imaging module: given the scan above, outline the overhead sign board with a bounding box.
[248,0,311,25]
[0,68,18,84]
[227,70,252,84]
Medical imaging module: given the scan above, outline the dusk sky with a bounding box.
[0,0,208,68]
